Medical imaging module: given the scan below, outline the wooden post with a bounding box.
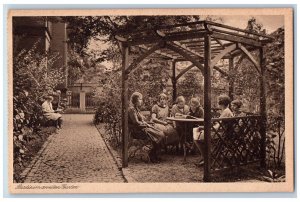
[121,44,129,168]
[228,57,234,100]
[259,47,267,168]
[203,34,212,182]
[172,60,177,103]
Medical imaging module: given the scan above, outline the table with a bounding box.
[166,117,204,161]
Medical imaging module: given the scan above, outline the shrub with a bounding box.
[13,42,64,182]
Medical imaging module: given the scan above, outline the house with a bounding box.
[13,16,68,89]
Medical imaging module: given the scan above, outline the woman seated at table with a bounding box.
[170,96,190,151]
[186,97,204,144]
[188,97,204,119]
[170,96,190,118]
[128,91,165,163]
[193,95,233,166]
[151,93,179,145]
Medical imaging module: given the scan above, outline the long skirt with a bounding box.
[130,126,165,145]
[154,123,180,145]
[44,112,62,121]
[142,126,165,144]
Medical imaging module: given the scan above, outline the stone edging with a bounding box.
[19,134,54,182]
[94,123,132,183]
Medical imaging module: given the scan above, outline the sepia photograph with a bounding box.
[7,8,294,193]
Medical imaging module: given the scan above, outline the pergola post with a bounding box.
[259,47,267,168]
[121,44,129,168]
[228,57,234,100]
[171,60,177,103]
[203,34,212,182]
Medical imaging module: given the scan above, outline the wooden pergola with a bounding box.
[115,20,273,181]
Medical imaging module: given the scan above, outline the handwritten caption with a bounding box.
[15,184,79,190]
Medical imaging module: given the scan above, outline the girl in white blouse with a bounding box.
[42,96,63,129]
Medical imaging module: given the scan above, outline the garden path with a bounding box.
[23,114,125,183]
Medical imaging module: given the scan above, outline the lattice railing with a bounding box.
[210,115,263,171]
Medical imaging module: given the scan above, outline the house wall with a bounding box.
[13,17,68,89]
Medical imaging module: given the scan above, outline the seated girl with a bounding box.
[128,92,165,163]
[170,96,190,117]
[42,95,63,130]
[193,95,233,166]
[188,97,204,119]
[186,97,204,144]
[151,93,179,145]
[170,96,190,150]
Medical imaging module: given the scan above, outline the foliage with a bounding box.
[93,70,122,148]
[265,27,285,117]
[62,16,201,56]
[62,15,203,86]
[13,41,64,181]
[264,28,285,169]
[266,116,285,169]
[177,70,203,103]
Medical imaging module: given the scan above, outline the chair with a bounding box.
[128,128,153,163]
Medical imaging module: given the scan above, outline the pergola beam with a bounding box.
[175,63,196,80]
[212,32,262,47]
[206,20,274,39]
[125,42,163,74]
[238,43,261,74]
[175,63,229,80]
[128,31,207,46]
[234,54,246,69]
[166,42,204,74]
[139,45,176,60]
[213,65,229,77]
[171,41,204,59]
[211,44,237,68]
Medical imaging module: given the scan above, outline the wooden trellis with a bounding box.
[210,116,263,171]
[115,20,273,181]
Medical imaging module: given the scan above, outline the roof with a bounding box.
[116,20,274,64]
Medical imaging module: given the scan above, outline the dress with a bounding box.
[151,104,179,145]
[170,104,190,143]
[42,101,62,120]
[188,106,204,118]
[187,106,204,142]
[128,106,164,144]
[232,110,246,117]
[220,107,234,118]
[170,104,190,117]
[216,107,234,137]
